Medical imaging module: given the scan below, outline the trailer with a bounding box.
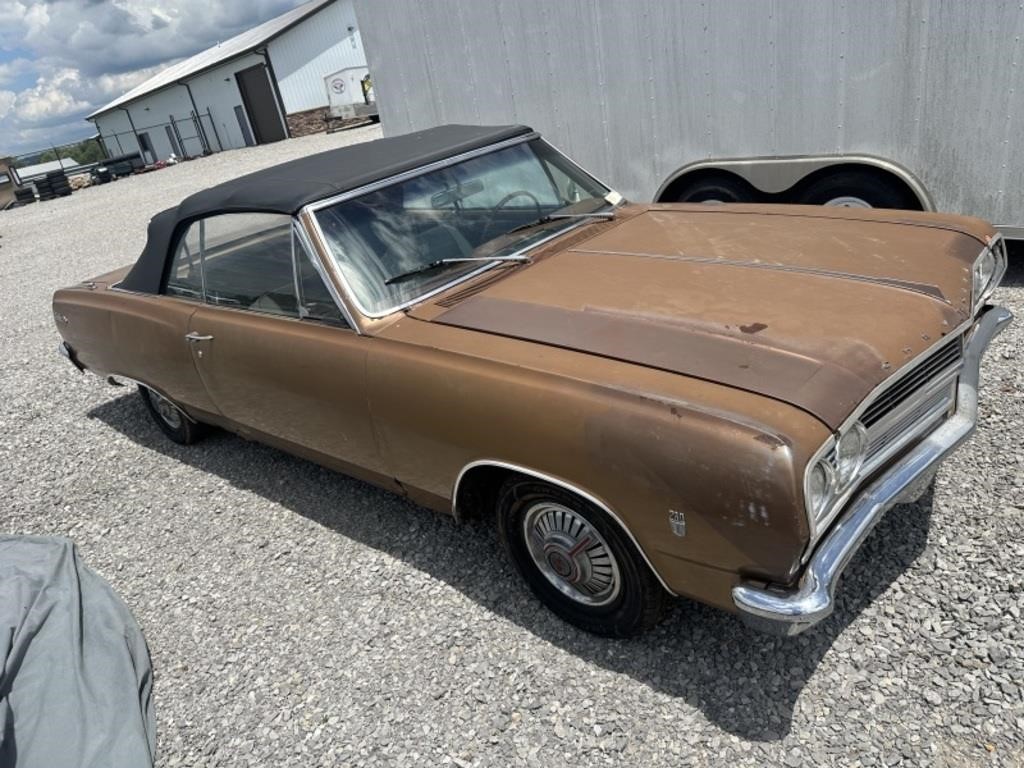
[325,65,379,122]
[356,0,1024,239]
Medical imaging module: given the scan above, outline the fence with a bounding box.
[98,109,223,164]
[5,136,108,185]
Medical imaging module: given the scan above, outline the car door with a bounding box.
[180,212,390,483]
[116,219,220,415]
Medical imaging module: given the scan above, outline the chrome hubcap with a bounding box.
[825,195,872,208]
[523,502,621,606]
[150,390,182,429]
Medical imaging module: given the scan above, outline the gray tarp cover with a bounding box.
[0,536,155,767]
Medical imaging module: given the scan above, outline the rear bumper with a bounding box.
[732,305,1013,636]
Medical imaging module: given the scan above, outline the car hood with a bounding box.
[421,205,990,429]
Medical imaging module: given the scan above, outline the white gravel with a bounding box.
[1,127,1022,768]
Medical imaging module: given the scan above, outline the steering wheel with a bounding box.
[481,190,544,241]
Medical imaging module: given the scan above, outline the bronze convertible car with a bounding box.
[54,125,1011,637]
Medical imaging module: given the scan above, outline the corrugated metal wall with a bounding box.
[270,0,367,114]
[356,0,1024,226]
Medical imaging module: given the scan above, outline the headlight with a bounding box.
[806,460,834,517]
[972,249,996,307]
[834,422,867,488]
[972,239,1006,311]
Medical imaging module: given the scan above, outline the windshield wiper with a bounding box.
[506,209,617,236]
[384,255,530,286]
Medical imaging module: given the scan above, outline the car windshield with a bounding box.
[311,139,614,316]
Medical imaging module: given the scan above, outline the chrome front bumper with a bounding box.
[732,305,1013,636]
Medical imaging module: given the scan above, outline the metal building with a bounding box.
[88,0,368,163]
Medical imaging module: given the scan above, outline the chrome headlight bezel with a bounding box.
[834,422,868,488]
[803,421,868,541]
[972,235,1007,313]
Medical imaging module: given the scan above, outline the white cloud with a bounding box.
[0,0,305,154]
[0,89,15,119]
[0,57,31,87]
[14,69,89,123]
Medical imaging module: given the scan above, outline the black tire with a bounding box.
[497,478,667,637]
[668,173,758,204]
[139,386,206,445]
[796,169,918,210]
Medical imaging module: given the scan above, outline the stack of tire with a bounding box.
[35,170,73,202]
[13,187,37,206]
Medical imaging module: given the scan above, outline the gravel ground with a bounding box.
[1,129,1022,767]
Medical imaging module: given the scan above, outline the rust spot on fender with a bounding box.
[739,322,768,334]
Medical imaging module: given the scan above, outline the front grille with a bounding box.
[865,383,955,463]
[860,335,963,428]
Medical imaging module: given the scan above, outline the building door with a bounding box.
[235,64,286,144]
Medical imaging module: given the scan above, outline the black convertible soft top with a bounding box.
[119,123,533,293]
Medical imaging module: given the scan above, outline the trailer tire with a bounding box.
[667,173,758,204]
[796,169,917,210]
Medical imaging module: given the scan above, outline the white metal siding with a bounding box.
[186,52,270,151]
[356,0,1024,227]
[268,0,367,114]
[93,87,198,160]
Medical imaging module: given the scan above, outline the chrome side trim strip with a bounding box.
[451,459,677,596]
[734,304,1012,636]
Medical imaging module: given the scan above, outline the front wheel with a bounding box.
[497,478,667,637]
[139,386,206,445]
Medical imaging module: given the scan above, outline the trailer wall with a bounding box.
[357,0,1024,229]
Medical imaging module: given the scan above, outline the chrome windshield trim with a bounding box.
[301,134,615,320]
[735,305,1012,636]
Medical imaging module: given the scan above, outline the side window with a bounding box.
[164,213,349,326]
[295,233,349,326]
[166,223,203,299]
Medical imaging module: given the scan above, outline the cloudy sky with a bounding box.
[0,0,306,157]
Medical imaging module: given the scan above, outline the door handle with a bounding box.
[184,332,214,342]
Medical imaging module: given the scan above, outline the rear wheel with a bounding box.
[139,386,206,444]
[796,169,918,210]
[497,478,667,637]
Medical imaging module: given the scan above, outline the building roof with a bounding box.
[16,158,80,180]
[118,124,534,293]
[88,0,335,119]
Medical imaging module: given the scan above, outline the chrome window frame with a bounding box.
[291,220,357,330]
[300,133,618,320]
